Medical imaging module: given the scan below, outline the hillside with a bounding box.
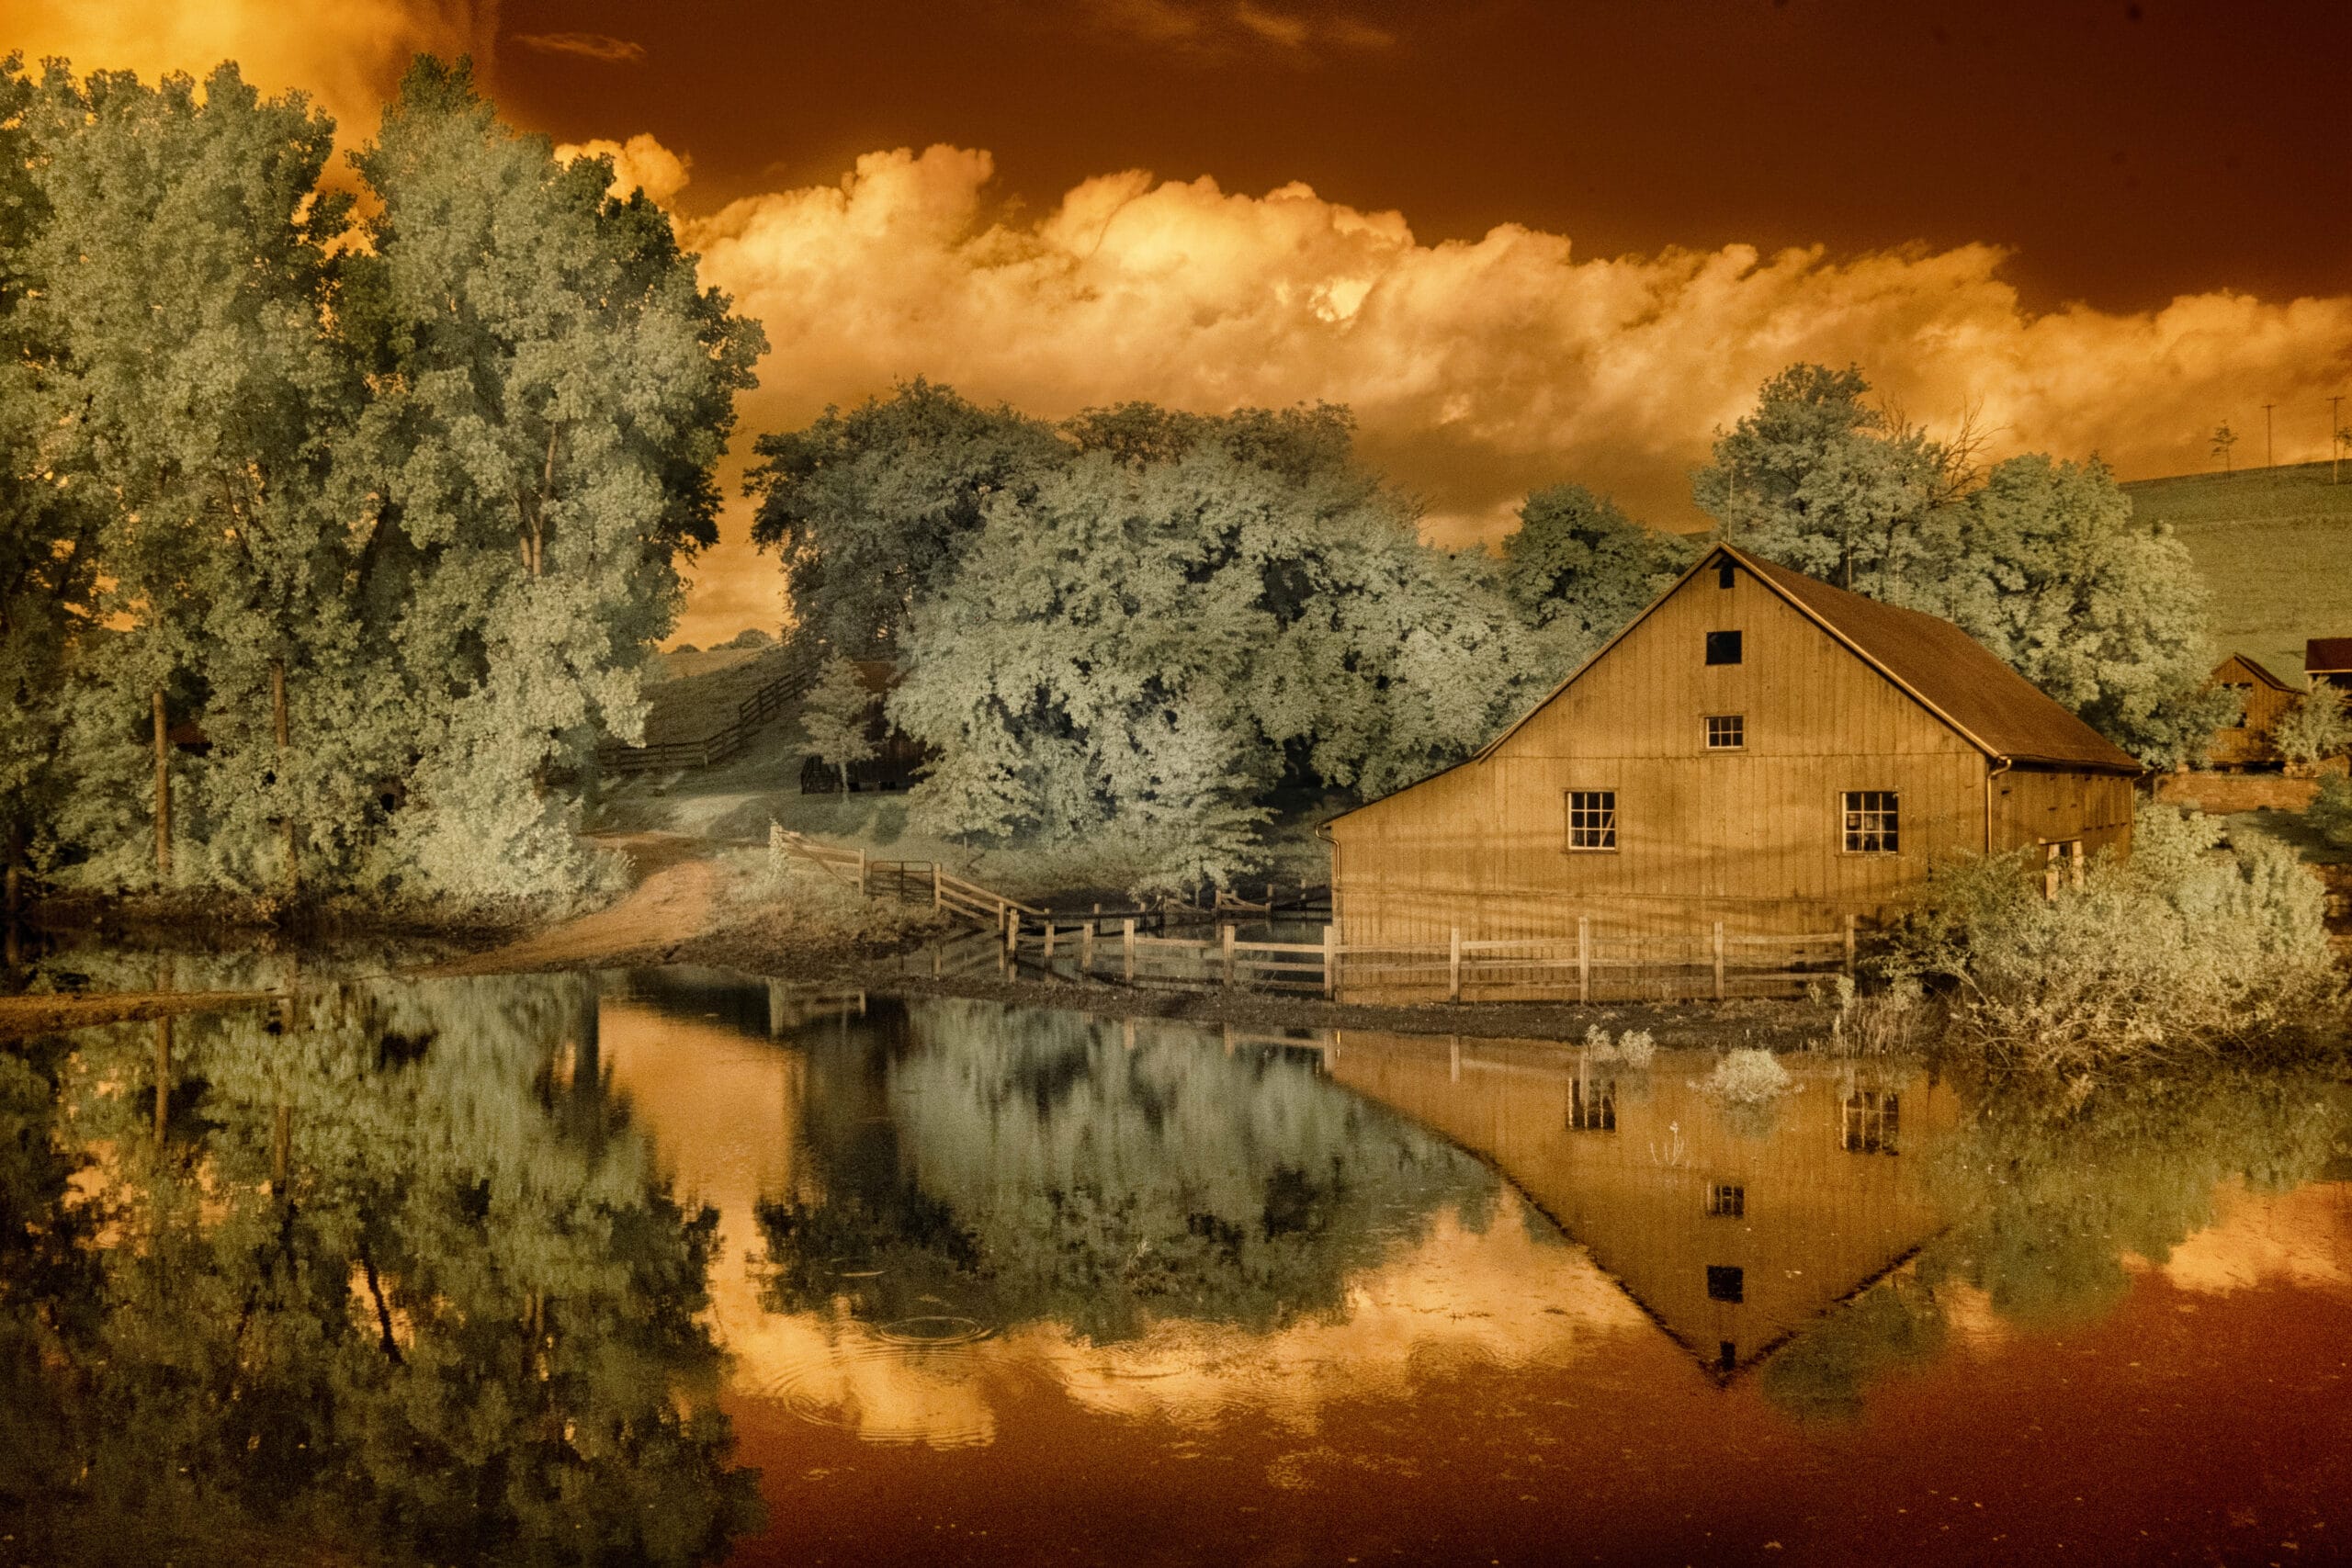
[2123,459,2352,682]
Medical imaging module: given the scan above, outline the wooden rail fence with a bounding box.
[995,911,1862,1002]
[598,645,821,774]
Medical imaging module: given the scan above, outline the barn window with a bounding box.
[1705,715,1745,750]
[1841,1090,1900,1154]
[1841,790,1899,853]
[1566,790,1617,851]
[1705,630,1743,665]
[1568,1077,1617,1131]
[1706,1266,1745,1303]
[1717,559,1736,590]
[1706,1182,1745,1217]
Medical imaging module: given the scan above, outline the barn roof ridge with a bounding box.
[2216,651,2296,693]
[1329,540,2140,826]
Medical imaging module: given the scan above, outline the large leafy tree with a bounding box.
[2,55,763,906]
[1692,364,2229,766]
[888,430,1529,893]
[1498,483,1702,682]
[743,378,1063,656]
[339,57,764,897]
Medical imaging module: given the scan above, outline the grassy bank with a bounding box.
[2123,459,2352,681]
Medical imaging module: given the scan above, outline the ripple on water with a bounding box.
[763,1318,1004,1449]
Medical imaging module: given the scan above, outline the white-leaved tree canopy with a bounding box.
[1693,363,2231,767]
[0,53,763,908]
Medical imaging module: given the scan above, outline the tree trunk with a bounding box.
[273,660,297,894]
[152,689,172,881]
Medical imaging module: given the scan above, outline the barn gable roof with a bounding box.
[1467,543,2141,774]
[2307,637,2352,676]
[2213,652,2296,693]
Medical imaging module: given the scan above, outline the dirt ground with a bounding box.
[424,833,723,976]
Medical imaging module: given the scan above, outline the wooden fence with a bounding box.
[770,829,1043,931]
[995,911,1862,1003]
[597,644,820,774]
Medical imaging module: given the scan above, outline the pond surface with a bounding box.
[4,968,2349,1565]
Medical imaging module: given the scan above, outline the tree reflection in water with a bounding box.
[754,1000,1504,1343]
[1761,1067,2352,1422]
[0,976,761,1566]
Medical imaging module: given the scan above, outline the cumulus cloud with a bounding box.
[680,144,2352,525]
[556,133,691,205]
[512,30,647,65]
[0,0,494,136]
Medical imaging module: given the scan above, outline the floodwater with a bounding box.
[5,968,2350,1566]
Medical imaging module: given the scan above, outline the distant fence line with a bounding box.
[596,643,821,774]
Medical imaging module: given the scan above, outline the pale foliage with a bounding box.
[1694,364,2232,767]
[798,656,877,791]
[2306,773,2352,851]
[1886,802,2342,1076]
[2,57,762,909]
[1702,1047,1794,1103]
[2271,686,2352,766]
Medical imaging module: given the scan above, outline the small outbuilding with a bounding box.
[2203,652,2301,768]
[2307,637,2352,694]
[1325,544,2143,960]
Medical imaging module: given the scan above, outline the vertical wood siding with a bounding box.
[1329,560,2137,959]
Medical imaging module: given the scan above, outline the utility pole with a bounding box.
[2333,395,2345,485]
[2262,402,2275,478]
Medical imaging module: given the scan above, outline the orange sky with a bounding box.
[6,0,2349,645]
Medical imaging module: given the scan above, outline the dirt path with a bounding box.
[424,833,728,976]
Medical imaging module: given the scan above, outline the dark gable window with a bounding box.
[1705,630,1743,665]
[1717,559,1736,590]
[1706,1265,1745,1303]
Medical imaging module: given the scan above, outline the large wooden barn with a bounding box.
[1324,544,2143,957]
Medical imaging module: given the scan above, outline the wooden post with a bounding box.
[933,863,943,913]
[1320,923,1337,999]
[1123,918,1136,982]
[1223,1023,1235,1055]
[1042,919,1056,961]
[1713,920,1725,1001]
[1577,916,1591,1004]
[854,848,867,897]
[1448,926,1462,1002]
[1451,1036,1461,1083]
[153,1015,171,1145]
[152,688,172,880]
[1080,916,1094,973]
[1220,923,1236,987]
[1003,905,1017,955]
[273,660,296,892]
[1123,1018,1136,1052]
[1844,913,1857,975]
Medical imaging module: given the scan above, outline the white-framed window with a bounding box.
[1841,790,1899,853]
[1705,715,1745,750]
[1566,790,1617,852]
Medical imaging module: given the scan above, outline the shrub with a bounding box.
[1582,1025,1657,1067]
[1883,801,2342,1077]
[1702,1047,1792,1103]
[2309,773,2352,851]
[2272,687,2352,767]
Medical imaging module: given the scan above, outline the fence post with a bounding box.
[1713,920,1725,1001]
[1123,918,1136,982]
[1844,912,1857,975]
[933,863,943,913]
[1321,923,1337,999]
[1003,905,1017,956]
[1220,923,1236,987]
[1042,919,1057,961]
[1577,916,1591,1004]
[1448,926,1462,1003]
[855,848,867,897]
[1080,917,1094,973]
